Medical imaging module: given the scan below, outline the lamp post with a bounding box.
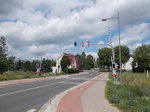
[102,12,122,82]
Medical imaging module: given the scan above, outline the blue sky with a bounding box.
[0,0,150,60]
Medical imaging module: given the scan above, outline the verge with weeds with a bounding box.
[0,71,66,81]
[105,72,150,112]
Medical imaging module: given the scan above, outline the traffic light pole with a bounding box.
[74,41,118,81]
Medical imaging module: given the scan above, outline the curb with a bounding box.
[38,72,103,112]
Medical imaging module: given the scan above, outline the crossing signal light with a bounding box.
[88,41,90,47]
[74,42,77,46]
[82,41,84,47]
[113,64,115,68]
[36,64,39,68]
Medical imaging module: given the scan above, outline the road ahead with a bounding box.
[0,71,100,112]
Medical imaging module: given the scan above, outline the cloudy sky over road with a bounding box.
[0,0,150,60]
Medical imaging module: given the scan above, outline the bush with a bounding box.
[64,68,79,74]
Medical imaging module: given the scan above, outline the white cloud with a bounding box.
[0,0,150,59]
[112,23,150,51]
[97,41,105,44]
[86,52,98,59]
[145,41,150,45]
[43,53,60,60]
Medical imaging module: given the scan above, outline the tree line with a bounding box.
[0,36,56,74]
[97,45,150,72]
[1,36,150,74]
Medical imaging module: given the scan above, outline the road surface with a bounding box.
[0,71,100,112]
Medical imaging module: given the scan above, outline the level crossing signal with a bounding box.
[82,41,84,47]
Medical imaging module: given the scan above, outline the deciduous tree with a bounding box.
[60,56,70,71]
[132,45,150,72]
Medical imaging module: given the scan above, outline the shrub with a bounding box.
[64,68,79,74]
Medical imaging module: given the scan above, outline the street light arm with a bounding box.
[101,17,119,21]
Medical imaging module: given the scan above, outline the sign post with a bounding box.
[36,63,41,77]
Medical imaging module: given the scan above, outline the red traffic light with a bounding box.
[82,41,84,47]
[112,74,115,77]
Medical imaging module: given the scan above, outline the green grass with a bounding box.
[106,72,150,112]
[0,71,66,81]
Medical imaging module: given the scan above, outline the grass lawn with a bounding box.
[105,72,150,112]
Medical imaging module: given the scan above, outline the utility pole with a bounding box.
[118,12,122,82]
[102,12,122,81]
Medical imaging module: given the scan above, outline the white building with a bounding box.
[52,53,80,73]
[122,57,133,71]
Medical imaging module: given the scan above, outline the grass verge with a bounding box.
[105,72,150,112]
[0,71,66,81]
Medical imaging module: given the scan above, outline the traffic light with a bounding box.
[74,42,77,46]
[88,41,90,47]
[112,64,115,68]
[36,63,39,68]
[82,41,84,47]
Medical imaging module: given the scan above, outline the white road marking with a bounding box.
[59,82,81,85]
[26,109,36,112]
[0,73,97,97]
[0,78,76,97]
[0,82,61,97]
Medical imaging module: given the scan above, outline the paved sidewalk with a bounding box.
[82,73,119,112]
[56,72,119,112]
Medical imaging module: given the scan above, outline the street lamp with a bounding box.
[102,12,122,82]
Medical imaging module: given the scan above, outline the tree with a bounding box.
[0,36,7,54]
[23,60,32,71]
[85,55,94,70]
[15,60,24,71]
[7,56,16,71]
[41,59,52,73]
[0,36,8,73]
[0,55,8,73]
[80,52,86,70]
[114,46,130,67]
[97,48,112,68]
[60,56,70,71]
[31,60,38,72]
[51,60,56,66]
[132,45,150,72]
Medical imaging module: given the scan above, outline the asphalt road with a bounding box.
[0,71,100,112]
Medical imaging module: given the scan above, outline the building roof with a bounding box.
[64,53,80,67]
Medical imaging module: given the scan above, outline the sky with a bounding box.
[0,0,150,60]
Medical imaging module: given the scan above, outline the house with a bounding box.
[122,57,134,71]
[52,53,80,73]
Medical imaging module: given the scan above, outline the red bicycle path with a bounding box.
[56,73,105,112]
